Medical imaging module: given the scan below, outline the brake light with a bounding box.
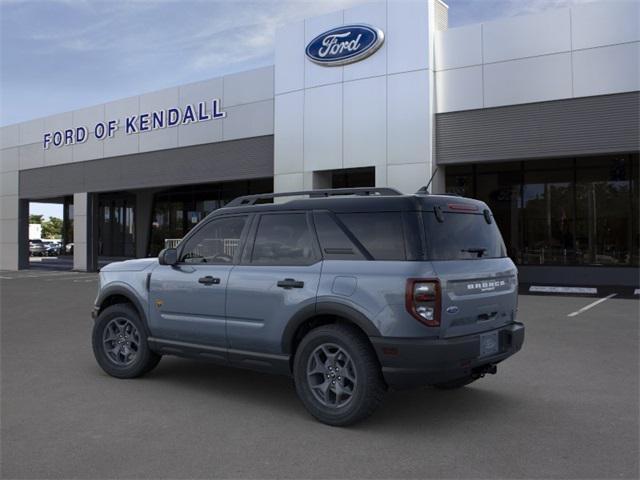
[448,203,478,212]
[406,279,441,327]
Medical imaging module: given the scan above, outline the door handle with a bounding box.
[277,278,304,289]
[198,276,220,285]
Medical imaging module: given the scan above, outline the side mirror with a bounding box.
[158,248,178,266]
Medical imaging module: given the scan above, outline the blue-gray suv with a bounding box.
[91,188,524,426]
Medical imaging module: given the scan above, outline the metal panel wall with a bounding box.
[19,135,274,199]
[435,92,640,165]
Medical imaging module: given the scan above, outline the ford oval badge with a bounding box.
[446,306,460,315]
[305,24,384,66]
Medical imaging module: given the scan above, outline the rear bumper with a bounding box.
[370,322,524,389]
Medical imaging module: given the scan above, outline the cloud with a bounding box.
[0,0,614,126]
[447,0,601,26]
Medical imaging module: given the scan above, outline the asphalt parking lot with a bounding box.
[1,270,638,479]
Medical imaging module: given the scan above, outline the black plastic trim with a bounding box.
[281,301,381,354]
[147,337,291,375]
[94,285,151,336]
[371,322,525,389]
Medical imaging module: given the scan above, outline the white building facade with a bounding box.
[0,0,638,287]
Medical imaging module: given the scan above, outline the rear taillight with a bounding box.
[406,279,441,327]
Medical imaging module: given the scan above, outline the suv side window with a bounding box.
[313,212,366,260]
[180,216,247,264]
[250,213,317,266]
[337,212,407,260]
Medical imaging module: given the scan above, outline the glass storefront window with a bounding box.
[445,165,473,197]
[575,156,633,266]
[476,164,522,263]
[631,154,639,266]
[331,167,375,188]
[444,154,639,267]
[148,178,272,256]
[98,194,136,258]
[522,168,574,265]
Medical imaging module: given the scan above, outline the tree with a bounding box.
[29,214,44,224]
[41,217,63,239]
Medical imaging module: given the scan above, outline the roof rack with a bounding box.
[226,187,402,207]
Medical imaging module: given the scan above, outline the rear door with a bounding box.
[423,207,518,339]
[225,212,322,364]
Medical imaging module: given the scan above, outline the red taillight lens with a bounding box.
[447,203,478,212]
[406,279,441,327]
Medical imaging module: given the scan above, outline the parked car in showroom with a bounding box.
[91,187,524,426]
[29,239,47,257]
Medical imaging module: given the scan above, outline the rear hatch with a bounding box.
[423,202,518,339]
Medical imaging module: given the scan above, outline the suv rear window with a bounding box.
[337,212,406,261]
[423,212,507,260]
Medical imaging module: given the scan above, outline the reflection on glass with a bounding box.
[522,169,574,265]
[148,178,273,256]
[445,155,639,267]
[97,194,136,258]
[476,167,521,263]
[575,157,632,265]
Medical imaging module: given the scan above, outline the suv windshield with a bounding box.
[423,212,507,260]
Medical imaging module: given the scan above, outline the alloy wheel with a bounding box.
[306,343,357,408]
[102,317,140,366]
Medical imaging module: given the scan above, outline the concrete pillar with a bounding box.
[430,165,446,194]
[0,156,20,269]
[274,173,304,193]
[73,192,98,271]
[62,196,72,253]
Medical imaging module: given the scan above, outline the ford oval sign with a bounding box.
[306,24,384,66]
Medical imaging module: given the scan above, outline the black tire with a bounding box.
[92,303,161,379]
[432,376,477,390]
[293,324,386,426]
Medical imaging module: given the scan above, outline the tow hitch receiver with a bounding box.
[472,364,497,379]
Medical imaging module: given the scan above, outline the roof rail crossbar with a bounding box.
[226,187,402,207]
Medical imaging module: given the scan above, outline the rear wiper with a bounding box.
[461,248,487,258]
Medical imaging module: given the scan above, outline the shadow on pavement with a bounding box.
[127,356,524,431]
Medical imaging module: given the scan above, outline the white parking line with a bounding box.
[530,285,598,294]
[24,273,76,278]
[567,294,617,317]
[46,275,96,282]
[0,271,96,280]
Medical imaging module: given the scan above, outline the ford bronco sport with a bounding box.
[91,188,524,426]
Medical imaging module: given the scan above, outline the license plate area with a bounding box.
[479,331,499,357]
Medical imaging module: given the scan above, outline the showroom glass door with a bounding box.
[98,194,136,258]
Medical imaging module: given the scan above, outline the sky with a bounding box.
[2,0,600,219]
[0,0,603,127]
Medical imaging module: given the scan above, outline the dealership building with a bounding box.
[0,0,638,287]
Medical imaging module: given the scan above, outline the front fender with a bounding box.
[95,280,151,334]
